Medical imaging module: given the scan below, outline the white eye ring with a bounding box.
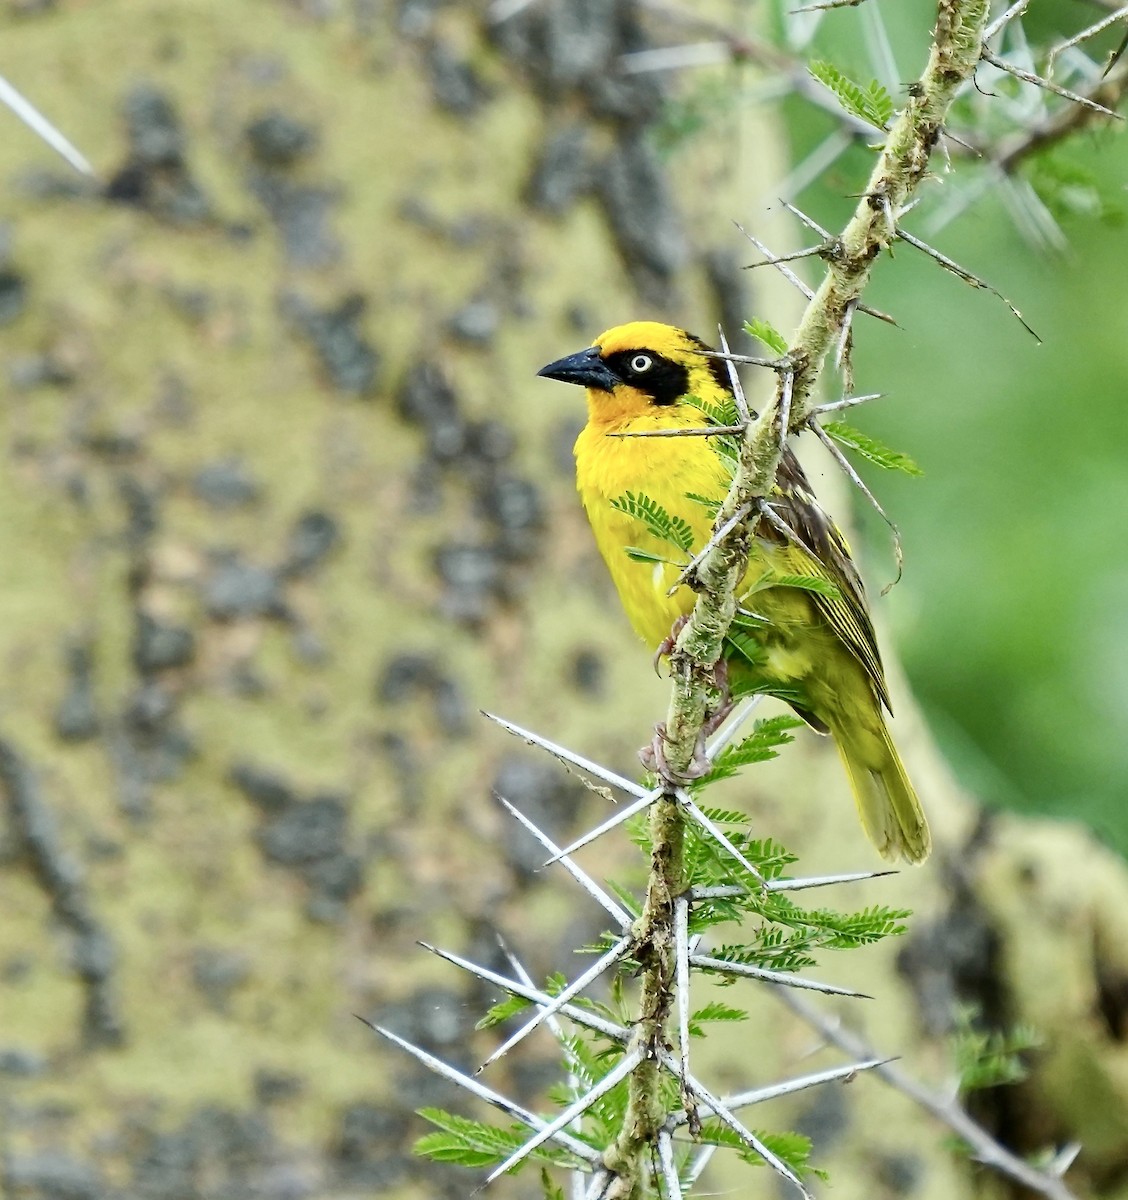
[629,354,653,373]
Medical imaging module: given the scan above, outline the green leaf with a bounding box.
[704,715,804,782]
[789,903,911,948]
[541,1168,566,1200]
[823,421,923,476]
[557,1032,625,1087]
[609,491,695,553]
[725,627,767,670]
[477,992,534,1030]
[623,546,685,567]
[740,837,799,875]
[691,1001,748,1025]
[809,60,894,129]
[605,880,643,919]
[705,937,818,974]
[687,393,740,429]
[770,573,841,598]
[414,1133,502,1169]
[744,317,788,356]
[685,398,744,476]
[698,1121,821,1177]
[952,1009,1042,1092]
[685,491,723,516]
[415,1110,577,1170]
[744,571,842,600]
[694,805,750,825]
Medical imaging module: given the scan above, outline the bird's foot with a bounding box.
[652,614,691,675]
[639,722,711,785]
[701,657,735,737]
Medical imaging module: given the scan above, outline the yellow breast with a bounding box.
[574,411,731,648]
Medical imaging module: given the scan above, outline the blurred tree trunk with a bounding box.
[1,4,1126,1200]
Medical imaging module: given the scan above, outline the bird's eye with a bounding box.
[629,354,653,374]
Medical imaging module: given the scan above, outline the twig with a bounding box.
[991,63,1128,171]
[497,943,592,1200]
[420,943,629,1043]
[756,497,818,560]
[743,244,829,269]
[541,703,781,870]
[483,711,646,799]
[793,0,872,12]
[833,298,857,384]
[542,791,658,865]
[745,210,898,327]
[675,896,692,1092]
[676,789,767,885]
[1047,3,1128,70]
[603,3,996,1188]
[606,424,746,439]
[658,1052,813,1199]
[664,1057,891,1126]
[667,502,753,595]
[634,1,883,138]
[777,367,795,445]
[486,1048,645,1183]
[777,199,832,239]
[807,419,905,589]
[494,793,633,929]
[718,324,751,424]
[812,390,885,415]
[697,349,783,369]
[584,1170,613,1200]
[656,1130,683,1199]
[721,1057,893,1111]
[735,220,816,300]
[363,1020,601,1166]
[477,935,634,1072]
[776,991,1081,1200]
[691,867,897,897]
[691,953,873,998]
[980,46,1123,116]
[983,0,1030,43]
[894,225,1041,340]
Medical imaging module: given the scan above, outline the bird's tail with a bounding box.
[829,712,931,864]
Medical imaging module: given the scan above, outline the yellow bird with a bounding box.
[539,320,930,864]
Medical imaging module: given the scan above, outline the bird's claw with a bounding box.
[652,615,691,676]
[639,722,711,785]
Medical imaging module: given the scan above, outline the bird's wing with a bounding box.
[761,447,892,712]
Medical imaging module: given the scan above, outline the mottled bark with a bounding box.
[0,4,1126,1200]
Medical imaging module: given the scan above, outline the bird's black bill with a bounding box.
[537,346,619,392]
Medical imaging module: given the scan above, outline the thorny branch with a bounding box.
[776,990,1082,1200]
[605,0,995,1192]
[382,1,1121,1195]
[991,62,1128,170]
[637,0,1128,212]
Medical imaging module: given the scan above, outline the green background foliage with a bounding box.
[776,0,1128,850]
